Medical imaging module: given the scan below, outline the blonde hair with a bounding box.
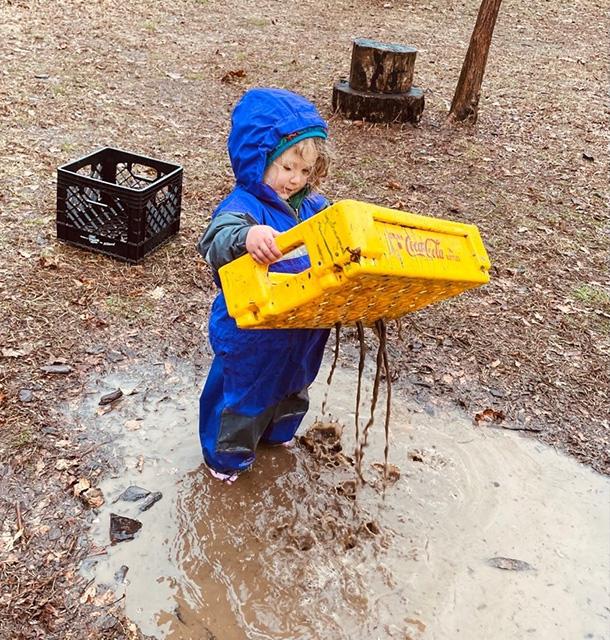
[291,137,330,189]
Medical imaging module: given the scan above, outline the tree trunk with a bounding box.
[448,0,503,123]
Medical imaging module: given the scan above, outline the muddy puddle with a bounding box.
[79,356,610,640]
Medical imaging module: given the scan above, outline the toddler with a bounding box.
[197,88,331,483]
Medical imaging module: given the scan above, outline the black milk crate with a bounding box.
[57,147,183,263]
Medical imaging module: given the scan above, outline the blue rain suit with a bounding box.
[197,88,331,474]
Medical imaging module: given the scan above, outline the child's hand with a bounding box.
[246,225,282,264]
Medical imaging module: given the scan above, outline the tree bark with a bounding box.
[349,38,417,94]
[448,0,503,123]
[333,81,424,124]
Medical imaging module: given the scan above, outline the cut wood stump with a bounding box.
[349,38,417,94]
[333,81,424,124]
[333,38,425,124]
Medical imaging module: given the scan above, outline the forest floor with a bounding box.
[1,0,608,637]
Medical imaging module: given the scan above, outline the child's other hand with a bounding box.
[246,225,282,264]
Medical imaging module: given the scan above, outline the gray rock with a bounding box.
[138,491,162,512]
[18,389,33,402]
[117,486,150,502]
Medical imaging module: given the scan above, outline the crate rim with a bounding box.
[57,146,183,192]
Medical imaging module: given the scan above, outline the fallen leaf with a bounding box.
[79,584,96,605]
[94,590,118,606]
[73,478,91,496]
[82,487,105,509]
[556,304,574,314]
[2,348,25,358]
[38,255,60,269]
[124,419,142,431]
[220,69,246,83]
[149,286,165,300]
[121,383,139,396]
[474,408,506,425]
[55,458,78,471]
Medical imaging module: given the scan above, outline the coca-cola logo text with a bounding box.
[386,231,460,262]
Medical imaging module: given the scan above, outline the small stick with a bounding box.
[15,501,26,545]
[15,502,23,533]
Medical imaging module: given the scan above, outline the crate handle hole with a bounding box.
[274,243,311,274]
[130,163,158,183]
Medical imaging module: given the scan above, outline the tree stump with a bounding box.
[349,38,417,94]
[333,38,425,124]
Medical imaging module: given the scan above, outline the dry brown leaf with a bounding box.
[220,69,246,83]
[38,255,60,269]
[82,488,105,509]
[73,477,91,496]
[474,408,506,425]
[79,584,96,605]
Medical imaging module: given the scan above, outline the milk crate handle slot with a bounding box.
[372,208,468,237]
[129,171,156,183]
[273,225,308,256]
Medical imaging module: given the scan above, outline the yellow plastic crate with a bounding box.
[219,199,490,329]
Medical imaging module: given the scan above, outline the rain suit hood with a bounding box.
[227,88,328,198]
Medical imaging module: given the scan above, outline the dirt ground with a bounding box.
[1,0,608,637]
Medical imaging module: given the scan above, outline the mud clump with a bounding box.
[336,479,357,500]
[371,462,401,484]
[288,421,388,552]
[408,448,448,470]
[297,420,353,468]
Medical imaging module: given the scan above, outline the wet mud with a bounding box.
[324,319,393,484]
[77,355,610,640]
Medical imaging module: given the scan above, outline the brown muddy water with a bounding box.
[79,356,610,640]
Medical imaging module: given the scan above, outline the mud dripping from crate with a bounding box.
[308,318,395,489]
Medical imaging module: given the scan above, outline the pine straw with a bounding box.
[0,0,608,637]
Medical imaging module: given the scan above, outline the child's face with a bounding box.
[263,146,316,200]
